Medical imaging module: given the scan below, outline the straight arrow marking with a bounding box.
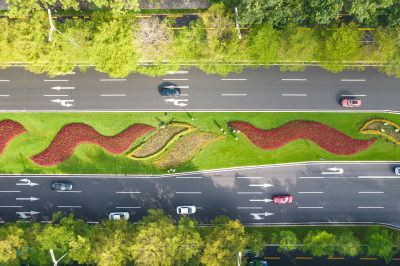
[16,197,40,201]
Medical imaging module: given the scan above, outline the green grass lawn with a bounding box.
[0,112,399,175]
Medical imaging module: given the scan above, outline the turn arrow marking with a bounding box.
[16,197,40,201]
[321,167,343,175]
[250,212,275,220]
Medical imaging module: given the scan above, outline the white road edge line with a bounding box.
[43,95,69,97]
[100,94,126,97]
[176,192,202,194]
[237,207,263,209]
[358,191,384,194]
[298,192,324,194]
[115,191,141,194]
[237,192,263,194]
[341,79,366,82]
[221,79,247,81]
[341,94,367,97]
[44,80,69,82]
[282,79,307,81]
[116,207,141,209]
[100,79,126,81]
[221,94,247,96]
[163,79,189,81]
[298,207,324,209]
[358,207,384,208]
[176,176,202,179]
[282,94,307,96]
[57,206,82,208]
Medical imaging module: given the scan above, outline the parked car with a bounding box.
[273,195,293,204]
[50,181,73,191]
[177,206,196,214]
[395,167,400,175]
[109,212,129,220]
[160,88,181,96]
[341,98,362,107]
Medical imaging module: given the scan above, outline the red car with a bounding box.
[273,195,293,204]
[341,98,362,107]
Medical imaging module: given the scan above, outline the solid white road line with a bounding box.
[298,192,324,194]
[341,94,367,97]
[100,79,126,81]
[0,80,10,82]
[237,176,263,179]
[116,207,141,209]
[100,94,126,97]
[237,192,263,194]
[341,79,366,82]
[298,207,324,209]
[0,95,10,97]
[115,191,141,194]
[163,78,189,81]
[58,206,82,208]
[358,176,400,178]
[167,70,188,74]
[0,191,20,193]
[176,192,202,194]
[56,191,82,193]
[43,95,69,97]
[358,206,384,209]
[221,79,247,81]
[282,79,307,81]
[282,93,307,96]
[221,94,247,96]
[358,191,384,194]
[44,80,69,82]
[298,176,325,179]
[176,176,202,179]
[237,207,263,209]
[0,206,22,208]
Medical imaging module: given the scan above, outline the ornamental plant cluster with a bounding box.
[30,123,155,166]
[229,121,377,155]
[0,120,26,154]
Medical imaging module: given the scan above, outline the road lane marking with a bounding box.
[115,191,141,194]
[0,95,10,97]
[358,191,384,194]
[358,176,400,178]
[264,257,280,260]
[163,79,188,81]
[298,192,324,194]
[167,70,188,74]
[298,207,323,209]
[237,192,263,194]
[116,207,141,209]
[0,221,4,223]
[0,206,22,208]
[341,79,366,82]
[0,191,20,193]
[44,94,69,97]
[341,94,366,97]
[358,206,384,209]
[41,221,53,223]
[176,192,202,194]
[221,94,247,96]
[282,79,307,81]
[237,176,263,179]
[44,79,69,82]
[100,79,126,81]
[58,206,82,208]
[56,191,82,193]
[100,94,126,97]
[87,221,99,224]
[176,176,202,179]
[221,78,247,81]
[164,85,189,89]
[237,207,263,209]
[360,258,377,260]
[298,176,325,179]
[282,93,307,96]
[0,80,10,82]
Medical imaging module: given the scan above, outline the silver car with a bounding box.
[177,206,196,215]
[109,212,129,220]
[395,167,400,175]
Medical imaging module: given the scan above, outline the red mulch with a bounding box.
[229,121,377,155]
[31,123,155,166]
[0,120,27,155]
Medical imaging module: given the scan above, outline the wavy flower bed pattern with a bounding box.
[0,120,27,155]
[31,123,155,166]
[229,121,377,155]
[360,119,400,145]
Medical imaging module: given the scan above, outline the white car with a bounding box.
[395,167,400,175]
[109,212,129,220]
[177,206,196,215]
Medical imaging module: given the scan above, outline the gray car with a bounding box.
[109,212,129,220]
[395,167,400,175]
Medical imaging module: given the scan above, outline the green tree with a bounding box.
[304,0,343,25]
[374,26,400,78]
[0,225,28,265]
[349,0,393,26]
[386,3,400,26]
[335,232,362,257]
[271,230,298,252]
[248,23,280,67]
[246,230,265,256]
[302,231,336,257]
[177,217,203,264]
[201,216,247,266]
[364,225,397,263]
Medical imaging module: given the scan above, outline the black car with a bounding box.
[160,88,181,96]
[50,181,73,191]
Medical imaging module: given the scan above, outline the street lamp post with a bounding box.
[47,9,81,47]
[50,249,68,266]
[234,7,242,40]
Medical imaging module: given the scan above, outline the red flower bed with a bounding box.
[31,123,155,166]
[229,121,377,155]
[0,120,27,155]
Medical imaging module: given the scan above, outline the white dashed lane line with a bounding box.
[115,191,141,194]
[0,206,22,208]
[341,79,366,82]
[221,78,247,81]
[282,78,307,81]
[358,191,384,194]
[282,93,307,96]
[116,207,141,209]
[44,79,69,82]
[341,94,366,97]
[0,95,10,97]
[0,191,20,193]
[100,79,126,82]
[176,192,202,194]
[237,192,263,194]
[56,191,82,193]
[167,70,188,74]
[298,192,324,194]
[237,207,263,209]
[100,94,126,97]
[44,95,69,97]
[358,206,384,209]
[298,207,324,209]
[0,80,10,82]
[176,176,202,179]
[221,94,247,96]
[237,176,263,179]
[57,206,82,208]
[163,79,188,81]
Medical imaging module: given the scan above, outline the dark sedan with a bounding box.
[160,88,181,96]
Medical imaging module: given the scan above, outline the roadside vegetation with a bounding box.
[0,210,399,265]
[0,112,399,175]
[1,3,400,78]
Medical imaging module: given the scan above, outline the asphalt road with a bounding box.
[0,162,399,225]
[0,66,399,112]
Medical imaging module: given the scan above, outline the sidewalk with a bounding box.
[0,0,209,10]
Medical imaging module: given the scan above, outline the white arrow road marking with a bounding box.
[50,99,74,107]
[16,179,39,186]
[175,102,187,107]
[163,85,189,89]
[164,98,188,106]
[321,167,343,175]
[249,183,273,188]
[16,211,40,219]
[249,199,273,202]
[50,86,75,90]
[16,197,40,201]
[250,212,275,220]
